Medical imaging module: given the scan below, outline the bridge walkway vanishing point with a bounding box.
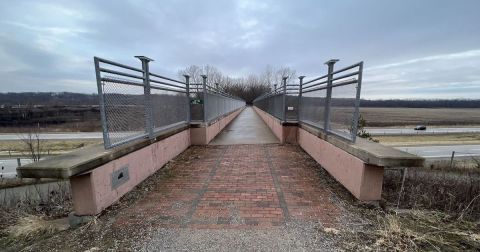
[210,106,279,145]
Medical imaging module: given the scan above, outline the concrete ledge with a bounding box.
[17,123,190,179]
[299,122,424,167]
[190,107,244,145]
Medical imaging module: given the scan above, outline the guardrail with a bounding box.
[253,59,363,142]
[190,75,245,123]
[94,56,245,149]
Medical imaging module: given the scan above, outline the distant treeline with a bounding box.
[1,92,479,108]
[0,92,98,106]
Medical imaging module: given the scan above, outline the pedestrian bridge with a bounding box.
[17,57,423,224]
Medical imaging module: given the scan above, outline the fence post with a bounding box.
[298,76,305,122]
[135,56,154,139]
[94,57,111,149]
[184,75,191,124]
[324,59,339,133]
[282,77,288,122]
[351,62,363,143]
[201,75,207,123]
[450,151,455,169]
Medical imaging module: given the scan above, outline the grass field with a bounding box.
[0,139,102,157]
[359,107,480,127]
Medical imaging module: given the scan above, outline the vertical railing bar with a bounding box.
[323,59,339,133]
[201,75,207,123]
[351,62,363,143]
[282,77,287,122]
[298,76,305,122]
[136,56,154,140]
[94,57,111,149]
[184,75,191,124]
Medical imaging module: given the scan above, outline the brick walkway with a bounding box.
[114,144,341,230]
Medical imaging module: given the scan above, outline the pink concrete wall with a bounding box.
[298,127,383,201]
[252,106,284,143]
[71,129,191,215]
[191,108,244,145]
[253,106,383,201]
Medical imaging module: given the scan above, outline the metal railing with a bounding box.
[253,59,363,142]
[189,75,245,123]
[252,77,299,122]
[94,56,245,149]
[94,56,189,149]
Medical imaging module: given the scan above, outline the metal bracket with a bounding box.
[111,165,130,189]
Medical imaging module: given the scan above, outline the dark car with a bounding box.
[414,125,427,130]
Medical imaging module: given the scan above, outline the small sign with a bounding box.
[191,99,203,104]
[287,106,294,111]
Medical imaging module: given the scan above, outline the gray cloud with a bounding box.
[0,0,479,98]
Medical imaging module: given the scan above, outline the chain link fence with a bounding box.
[190,77,245,123]
[95,56,189,149]
[95,56,245,149]
[253,60,363,142]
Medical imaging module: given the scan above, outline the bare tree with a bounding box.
[178,64,296,104]
[19,123,43,162]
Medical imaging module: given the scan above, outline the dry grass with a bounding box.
[383,168,480,218]
[6,215,65,238]
[376,133,480,146]
[0,139,101,157]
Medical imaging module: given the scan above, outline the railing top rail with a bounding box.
[331,62,362,75]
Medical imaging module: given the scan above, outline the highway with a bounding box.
[395,145,480,158]
[367,127,480,136]
[0,158,33,178]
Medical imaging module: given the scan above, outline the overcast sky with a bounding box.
[0,0,479,99]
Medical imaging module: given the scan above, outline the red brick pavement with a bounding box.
[114,144,340,229]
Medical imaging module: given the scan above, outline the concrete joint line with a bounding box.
[181,146,229,227]
[264,146,291,222]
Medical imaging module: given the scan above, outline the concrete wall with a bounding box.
[71,129,191,215]
[297,127,383,201]
[252,106,296,144]
[191,108,244,145]
[253,106,384,201]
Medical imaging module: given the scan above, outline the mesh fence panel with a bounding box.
[204,91,244,122]
[299,89,327,129]
[150,88,188,132]
[102,78,147,147]
[329,83,358,140]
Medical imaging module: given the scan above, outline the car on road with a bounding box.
[414,125,427,130]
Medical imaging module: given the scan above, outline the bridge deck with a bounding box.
[95,144,345,249]
[209,106,279,145]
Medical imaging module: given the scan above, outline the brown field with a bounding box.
[375,133,480,146]
[359,107,480,127]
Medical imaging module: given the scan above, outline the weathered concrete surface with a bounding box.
[17,123,190,179]
[210,106,279,145]
[70,129,191,215]
[190,108,244,145]
[298,127,384,201]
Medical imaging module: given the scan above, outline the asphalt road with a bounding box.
[367,127,480,136]
[395,144,480,158]
[0,158,33,178]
